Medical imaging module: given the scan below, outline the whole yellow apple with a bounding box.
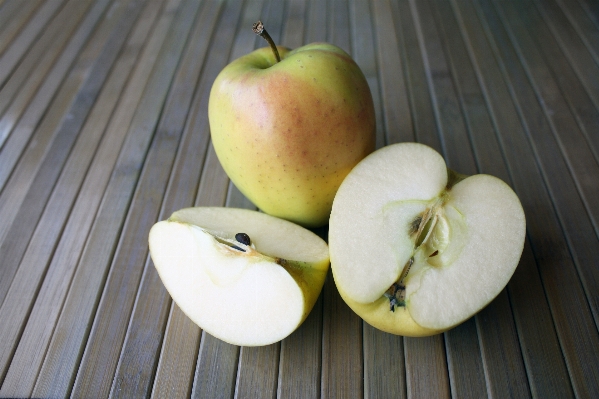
[208,40,375,227]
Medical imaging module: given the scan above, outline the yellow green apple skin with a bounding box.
[208,43,376,227]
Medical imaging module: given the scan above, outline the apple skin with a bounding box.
[208,43,376,227]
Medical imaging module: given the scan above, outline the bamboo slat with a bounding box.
[0,0,113,231]
[428,1,530,396]
[108,1,226,397]
[456,1,574,396]
[0,0,44,73]
[391,0,443,149]
[555,0,599,61]
[476,0,599,396]
[0,0,94,149]
[349,0,384,151]
[68,1,206,397]
[151,1,246,397]
[501,0,599,230]
[0,0,139,387]
[319,3,363,399]
[0,2,164,397]
[533,0,599,111]
[388,7,449,396]
[30,1,199,397]
[372,0,413,145]
[0,0,64,85]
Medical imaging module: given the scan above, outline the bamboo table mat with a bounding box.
[1,0,598,397]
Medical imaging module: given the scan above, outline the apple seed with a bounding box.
[409,216,422,237]
[235,232,251,246]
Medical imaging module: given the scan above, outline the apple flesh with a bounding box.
[148,207,329,346]
[208,43,375,227]
[329,143,526,336]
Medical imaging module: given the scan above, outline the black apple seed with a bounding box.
[235,232,251,246]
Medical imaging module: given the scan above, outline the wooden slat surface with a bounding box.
[1,0,598,398]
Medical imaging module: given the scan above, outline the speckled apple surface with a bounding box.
[208,44,375,227]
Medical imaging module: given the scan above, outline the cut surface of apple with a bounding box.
[148,207,329,346]
[329,143,526,336]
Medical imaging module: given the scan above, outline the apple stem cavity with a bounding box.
[252,20,281,63]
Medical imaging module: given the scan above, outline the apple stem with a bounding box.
[253,20,281,63]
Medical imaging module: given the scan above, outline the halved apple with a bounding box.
[148,207,329,346]
[329,143,526,336]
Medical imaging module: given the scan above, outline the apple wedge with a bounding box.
[148,207,329,346]
[329,143,526,336]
